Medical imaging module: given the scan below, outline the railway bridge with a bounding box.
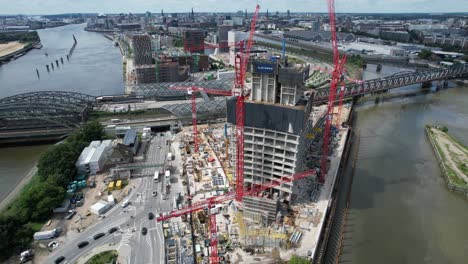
[312,64,468,105]
[0,91,95,143]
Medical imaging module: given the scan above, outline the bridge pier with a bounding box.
[51,62,54,70]
[376,64,382,72]
[55,60,59,67]
[60,57,64,64]
[421,81,432,89]
[46,65,49,72]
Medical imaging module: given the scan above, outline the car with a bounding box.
[54,256,65,264]
[141,227,148,235]
[77,241,89,249]
[152,191,157,197]
[108,227,118,234]
[64,209,76,220]
[93,232,105,240]
[48,241,58,249]
[148,213,154,220]
[158,146,161,149]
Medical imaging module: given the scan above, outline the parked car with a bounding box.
[64,209,76,220]
[148,213,154,220]
[93,232,105,240]
[108,227,118,234]
[141,227,148,235]
[77,241,89,249]
[54,256,65,264]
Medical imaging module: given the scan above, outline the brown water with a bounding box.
[0,144,51,202]
[341,65,468,264]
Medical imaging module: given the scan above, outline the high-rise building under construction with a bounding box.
[183,29,205,53]
[227,59,319,223]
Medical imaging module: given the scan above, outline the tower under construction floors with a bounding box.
[227,58,322,223]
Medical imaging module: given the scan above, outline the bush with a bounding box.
[418,49,432,60]
[442,126,449,133]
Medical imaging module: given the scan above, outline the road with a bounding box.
[45,133,178,264]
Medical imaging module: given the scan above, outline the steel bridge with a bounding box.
[312,64,468,105]
[0,91,96,132]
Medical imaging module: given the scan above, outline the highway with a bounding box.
[45,133,177,264]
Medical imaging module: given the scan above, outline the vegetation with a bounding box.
[441,126,449,133]
[289,255,310,264]
[174,38,184,48]
[85,250,118,264]
[0,121,104,261]
[418,49,433,60]
[347,54,364,68]
[0,31,40,44]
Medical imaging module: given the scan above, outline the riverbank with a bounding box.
[0,41,25,57]
[425,125,468,194]
[0,165,37,212]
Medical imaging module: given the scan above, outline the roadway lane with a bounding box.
[45,134,171,264]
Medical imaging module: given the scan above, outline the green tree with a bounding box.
[37,142,77,186]
[289,255,310,264]
[0,215,34,261]
[418,49,432,60]
[442,126,449,133]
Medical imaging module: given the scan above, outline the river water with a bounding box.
[0,24,124,203]
[342,64,468,264]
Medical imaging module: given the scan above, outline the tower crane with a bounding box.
[319,0,348,184]
[163,5,261,263]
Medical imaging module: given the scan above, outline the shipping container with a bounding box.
[108,181,115,192]
[116,180,122,190]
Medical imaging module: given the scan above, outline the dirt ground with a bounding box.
[431,128,468,182]
[0,41,25,57]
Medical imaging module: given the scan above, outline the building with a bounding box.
[90,200,111,215]
[108,143,134,165]
[284,30,355,42]
[183,29,205,53]
[135,65,157,84]
[76,140,113,175]
[132,34,153,65]
[178,54,210,72]
[123,129,140,155]
[227,59,316,223]
[379,31,410,43]
[218,25,233,52]
[156,61,189,82]
[228,30,248,65]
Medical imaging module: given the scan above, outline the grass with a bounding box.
[85,250,118,264]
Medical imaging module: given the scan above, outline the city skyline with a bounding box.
[1,0,468,15]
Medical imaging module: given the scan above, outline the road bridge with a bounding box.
[312,64,468,105]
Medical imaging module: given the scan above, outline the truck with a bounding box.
[153,171,160,182]
[33,228,59,240]
[165,170,171,183]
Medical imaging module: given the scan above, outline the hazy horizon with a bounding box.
[1,0,467,16]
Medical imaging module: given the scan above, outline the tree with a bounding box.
[289,255,310,264]
[79,120,104,143]
[0,215,34,261]
[37,142,77,186]
[418,49,432,60]
[442,126,449,133]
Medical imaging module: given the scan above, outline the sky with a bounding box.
[1,0,468,15]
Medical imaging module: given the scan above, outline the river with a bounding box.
[341,64,468,264]
[0,24,124,203]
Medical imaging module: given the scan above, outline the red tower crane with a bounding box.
[169,86,232,153]
[164,5,260,263]
[156,170,316,263]
[319,0,348,184]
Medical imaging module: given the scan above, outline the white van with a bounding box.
[153,171,160,182]
[121,199,130,208]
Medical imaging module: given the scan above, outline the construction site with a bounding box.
[156,2,357,263]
